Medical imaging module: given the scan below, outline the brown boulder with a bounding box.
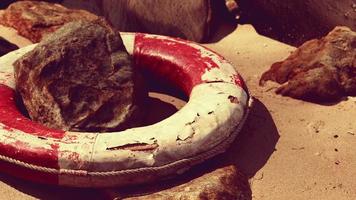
[14,20,146,132]
[260,26,356,102]
[116,165,251,200]
[0,1,98,43]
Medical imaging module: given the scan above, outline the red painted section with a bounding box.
[0,160,58,185]
[0,84,65,139]
[0,84,61,182]
[0,140,59,168]
[134,34,222,95]
[0,138,60,184]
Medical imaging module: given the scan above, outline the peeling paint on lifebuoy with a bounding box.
[0,33,251,187]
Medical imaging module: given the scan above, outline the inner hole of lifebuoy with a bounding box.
[14,69,188,130]
[139,68,188,126]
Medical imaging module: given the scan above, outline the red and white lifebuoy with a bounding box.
[0,33,252,187]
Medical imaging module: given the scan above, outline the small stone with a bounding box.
[14,20,146,132]
[0,1,99,42]
[347,131,355,135]
[260,26,356,102]
[307,120,325,134]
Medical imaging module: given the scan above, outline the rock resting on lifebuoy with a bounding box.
[0,33,252,187]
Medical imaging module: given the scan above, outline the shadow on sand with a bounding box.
[223,98,280,177]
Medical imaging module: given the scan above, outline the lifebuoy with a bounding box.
[0,33,252,187]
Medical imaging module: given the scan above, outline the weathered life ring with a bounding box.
[0,33,252,187]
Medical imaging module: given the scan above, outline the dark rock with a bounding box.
[260,26,356,102]
[0,36,18,56]
[14,20,146,132]
[0,1,98,43]
[239,0,356,46]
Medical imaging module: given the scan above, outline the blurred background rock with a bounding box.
[1,0,354,45]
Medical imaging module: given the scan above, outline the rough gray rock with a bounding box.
[260,26,356,102]
[14,20,146,132]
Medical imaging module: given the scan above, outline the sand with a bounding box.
[0,24,355,199]
[206,25,356,200]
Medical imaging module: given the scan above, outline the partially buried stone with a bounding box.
[123,165,251,200]
[260,26,356,102]
[14,20,146,132]
[0,1,98,43]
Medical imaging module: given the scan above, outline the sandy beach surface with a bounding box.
[0,24,355,200]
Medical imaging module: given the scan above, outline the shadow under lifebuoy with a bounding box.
[0,98,276,200]
[223,98,280,178]
[0,78,276,200]
[174,98,279,179]
[0,173,103,200]
[102,98,278,199]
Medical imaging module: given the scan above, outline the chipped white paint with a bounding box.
[201,67,237,83]
[0,33,251,187]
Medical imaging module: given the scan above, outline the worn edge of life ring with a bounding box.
[0,33,253,188]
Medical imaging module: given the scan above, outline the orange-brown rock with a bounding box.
[0,1,98,43]
[260,26,356,102]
